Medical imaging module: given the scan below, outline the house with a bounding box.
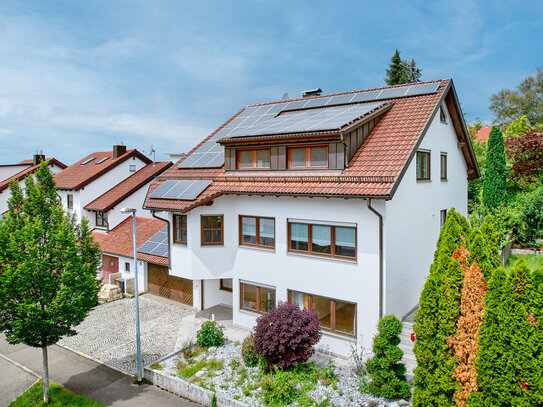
[84,160,172,230]
[474,125,491,143]
[0,154,67,215]
[142,79,479,355]
[54,145,152,228]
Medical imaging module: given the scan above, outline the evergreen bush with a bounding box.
[241,334,259,367]
[482,126,507,209]
[196,321,224,348]
[253,302,321,370]
[365,315,411,399]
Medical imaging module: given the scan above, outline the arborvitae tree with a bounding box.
[450,246,487,407]
[365,315,411,400]
[480,215,502,267]
[385,49,409,86]
[0,162,101,403]
[468,227,498,280]
[413,209,467,407]
[482,127,507,209]
[471,260,543,406]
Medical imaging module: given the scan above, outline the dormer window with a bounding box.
[237,148,270,169]
[288,145,328,169]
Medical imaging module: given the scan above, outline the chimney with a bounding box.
[113,144,127,159]
[302,88,323,98]
[33,154,45,166]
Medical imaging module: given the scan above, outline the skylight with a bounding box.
[81,157,96,165]
[95,157,110,165]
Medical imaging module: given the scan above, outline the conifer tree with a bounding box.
[385,49,409,86]
[365,315,411,400]
[482,127,507,209]
[413,209,467,406]
[0,162,101,403]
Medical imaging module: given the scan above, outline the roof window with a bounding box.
[95,157,110,165]
[81,157,96,165]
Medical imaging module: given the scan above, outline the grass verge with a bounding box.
[9,381,105,407]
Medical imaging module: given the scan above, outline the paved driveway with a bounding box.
[59,294,192,375]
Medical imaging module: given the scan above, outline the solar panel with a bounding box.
[81,157,96,165]
[95,157,110,165]
[149,180,211,200]
[138,226,168,258]
[178,82,440,168]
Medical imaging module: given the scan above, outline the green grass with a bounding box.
[10,381,105,407]
[505,254,543,272]
[178,359,207,378]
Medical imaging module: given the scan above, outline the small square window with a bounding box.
[440,209,447,228]
[201,215,224,245]
[96,211,108,228]
[173,214,187,244]
[67,194,73,209]
[440,153,447,180]
[416,151,430,181]
[129,165,136,172]
[125,262,130,272]
[220,279,232,292]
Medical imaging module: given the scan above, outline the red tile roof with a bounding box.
[54,150,152,190]
[92,217,167,266]
[474,126,491,143]
[144,79,479,212]
[0,158,67,193]
[84,161,172,211]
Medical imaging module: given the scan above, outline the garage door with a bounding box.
[148,264,193,306]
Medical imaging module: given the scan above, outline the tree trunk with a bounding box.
[42,346,49,403]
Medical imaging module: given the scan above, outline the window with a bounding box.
[416,151,430,181]
[288,221,356,259]
[173,214,187,244]
[239,216,275,249]
[240,282,275,314]
[220,279,233,292]
[201,215,224,245]
[440,105,447,123]
[440,153,447,180]
[67,194,73,209]
[237,148,271,169]
[96,211,108,228]
[288,145,328,168]
[129,165,136,172]
[289,290,357,336]
[125,262,130,272]
[440,209,447,228]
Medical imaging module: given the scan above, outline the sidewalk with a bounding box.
[0,335,201,407]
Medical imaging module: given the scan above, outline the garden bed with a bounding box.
[145,340,410,407]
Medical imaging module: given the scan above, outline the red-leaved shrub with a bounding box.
[253,301,321,370]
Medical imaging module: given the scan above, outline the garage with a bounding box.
[148,263,193,306]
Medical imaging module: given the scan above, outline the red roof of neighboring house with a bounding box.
[92,217,167,266]
[144,79,479,212]
[55,150,152,191]
[84,161,172,211]
[474,126,491,143]
[0,158,67,193]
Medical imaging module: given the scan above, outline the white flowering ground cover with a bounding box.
[151,341,411,407]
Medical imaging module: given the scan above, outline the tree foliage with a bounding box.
[504,130,543,185]
[489,67,543,127]
[505,115,532,137]
[482,127,507,209]
[0,162,101,402]
[365,315,411,400]
[384,49,422,85]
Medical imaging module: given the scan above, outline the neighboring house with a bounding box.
[0,155,67,215]
[474,125,491,143]
[84,161,172,230]
[55,145,152,228]
[92,217,172,296]
[136,79,479,356]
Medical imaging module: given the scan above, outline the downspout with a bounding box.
[151,210,171,270]
[367,198,384,319]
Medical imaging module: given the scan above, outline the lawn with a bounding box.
[505,254,543,272]
[10,381,105,407]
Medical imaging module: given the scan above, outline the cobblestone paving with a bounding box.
[59,295,193,375]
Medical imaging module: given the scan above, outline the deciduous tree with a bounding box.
[0,162,101,402]
[504,130,543,185]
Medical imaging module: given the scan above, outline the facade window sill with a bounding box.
[239,308,266,316]
[286,251,357,264]
[238,245,276,253]
[321,330,357,341]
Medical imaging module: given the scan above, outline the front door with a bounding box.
[102,254,119,284]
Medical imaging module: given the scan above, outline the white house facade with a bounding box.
[143,80,479,355]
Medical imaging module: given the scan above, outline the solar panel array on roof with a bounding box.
[178,82,441,169]
[138,226,168,258]
[239,102,386,137]
[149,179,212,200]
[81,157,96,165]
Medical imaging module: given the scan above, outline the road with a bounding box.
[0,335,201,407]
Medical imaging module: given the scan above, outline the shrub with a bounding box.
[259,364,319,406]
[253,301,321,370]
[241,334,259,367]
[365,315,411,400]
[515,185,543,247]
[196,321,224,348]
[483,126,507,209]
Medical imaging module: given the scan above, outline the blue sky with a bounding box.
[1,1,542,165]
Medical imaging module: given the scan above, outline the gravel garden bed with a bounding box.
[149,340,411,407]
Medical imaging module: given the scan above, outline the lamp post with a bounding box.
[120,207,142,384]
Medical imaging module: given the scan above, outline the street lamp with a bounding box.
[120,207,142,384]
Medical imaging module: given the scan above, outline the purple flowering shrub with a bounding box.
[253,302,322,370]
